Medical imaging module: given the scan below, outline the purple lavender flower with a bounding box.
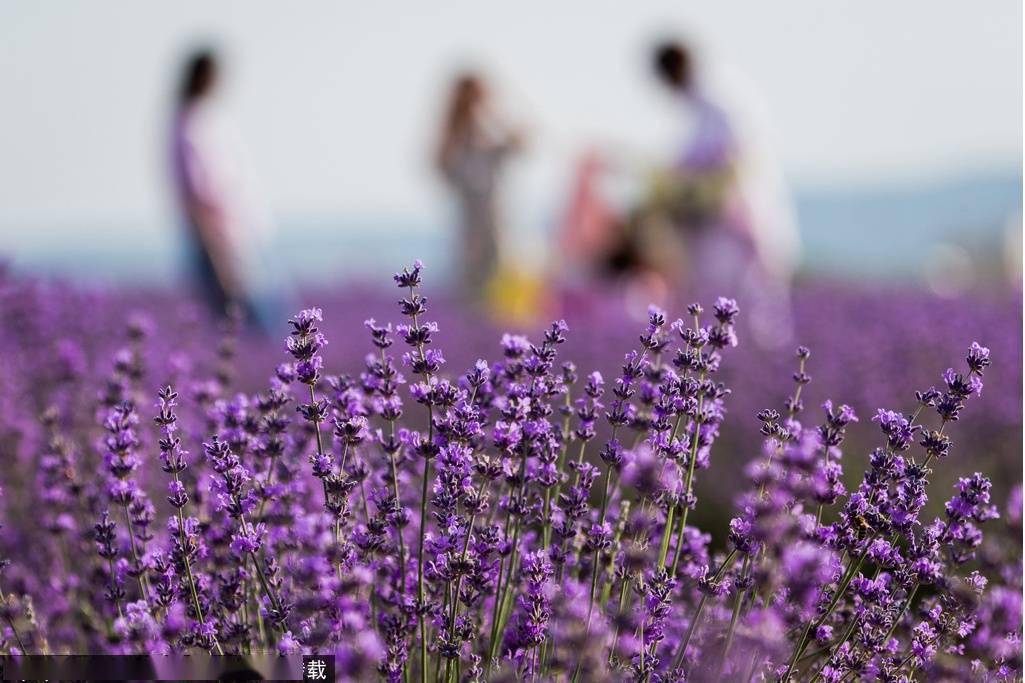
[0,264,1014,683]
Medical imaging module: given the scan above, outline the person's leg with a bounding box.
[193,241,231,319]
[460,196,496,296]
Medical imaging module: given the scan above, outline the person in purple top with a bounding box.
[653,40,798,349]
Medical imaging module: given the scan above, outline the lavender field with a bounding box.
[0,263,1020,681]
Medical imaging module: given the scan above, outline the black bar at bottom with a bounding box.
[0,654,314,681]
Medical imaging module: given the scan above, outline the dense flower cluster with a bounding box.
[0,263,1019,681]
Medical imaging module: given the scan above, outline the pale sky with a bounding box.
[0,1,1021,249]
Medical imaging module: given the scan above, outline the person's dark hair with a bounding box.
[653,41,691,91]
[179,50,219,105]
[436,72,486,171]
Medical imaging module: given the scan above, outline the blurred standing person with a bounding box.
[651,40,799,348]
[169,49,289,332]
[436,72,523,299]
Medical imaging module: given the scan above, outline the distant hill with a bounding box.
[793,170,1021,281]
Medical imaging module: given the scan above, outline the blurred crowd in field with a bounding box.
[171,40,818,348]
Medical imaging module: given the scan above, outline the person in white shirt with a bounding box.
[170,50,287,331]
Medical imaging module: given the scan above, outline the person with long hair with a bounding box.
[436,72,522,296]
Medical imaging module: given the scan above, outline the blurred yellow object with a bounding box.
[484,263,548,327]
[646,165,735,225]
[648,167,682,207]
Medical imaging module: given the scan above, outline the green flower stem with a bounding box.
[717,555,751,679]
[784,539,873,679]
[671,548,737,670]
